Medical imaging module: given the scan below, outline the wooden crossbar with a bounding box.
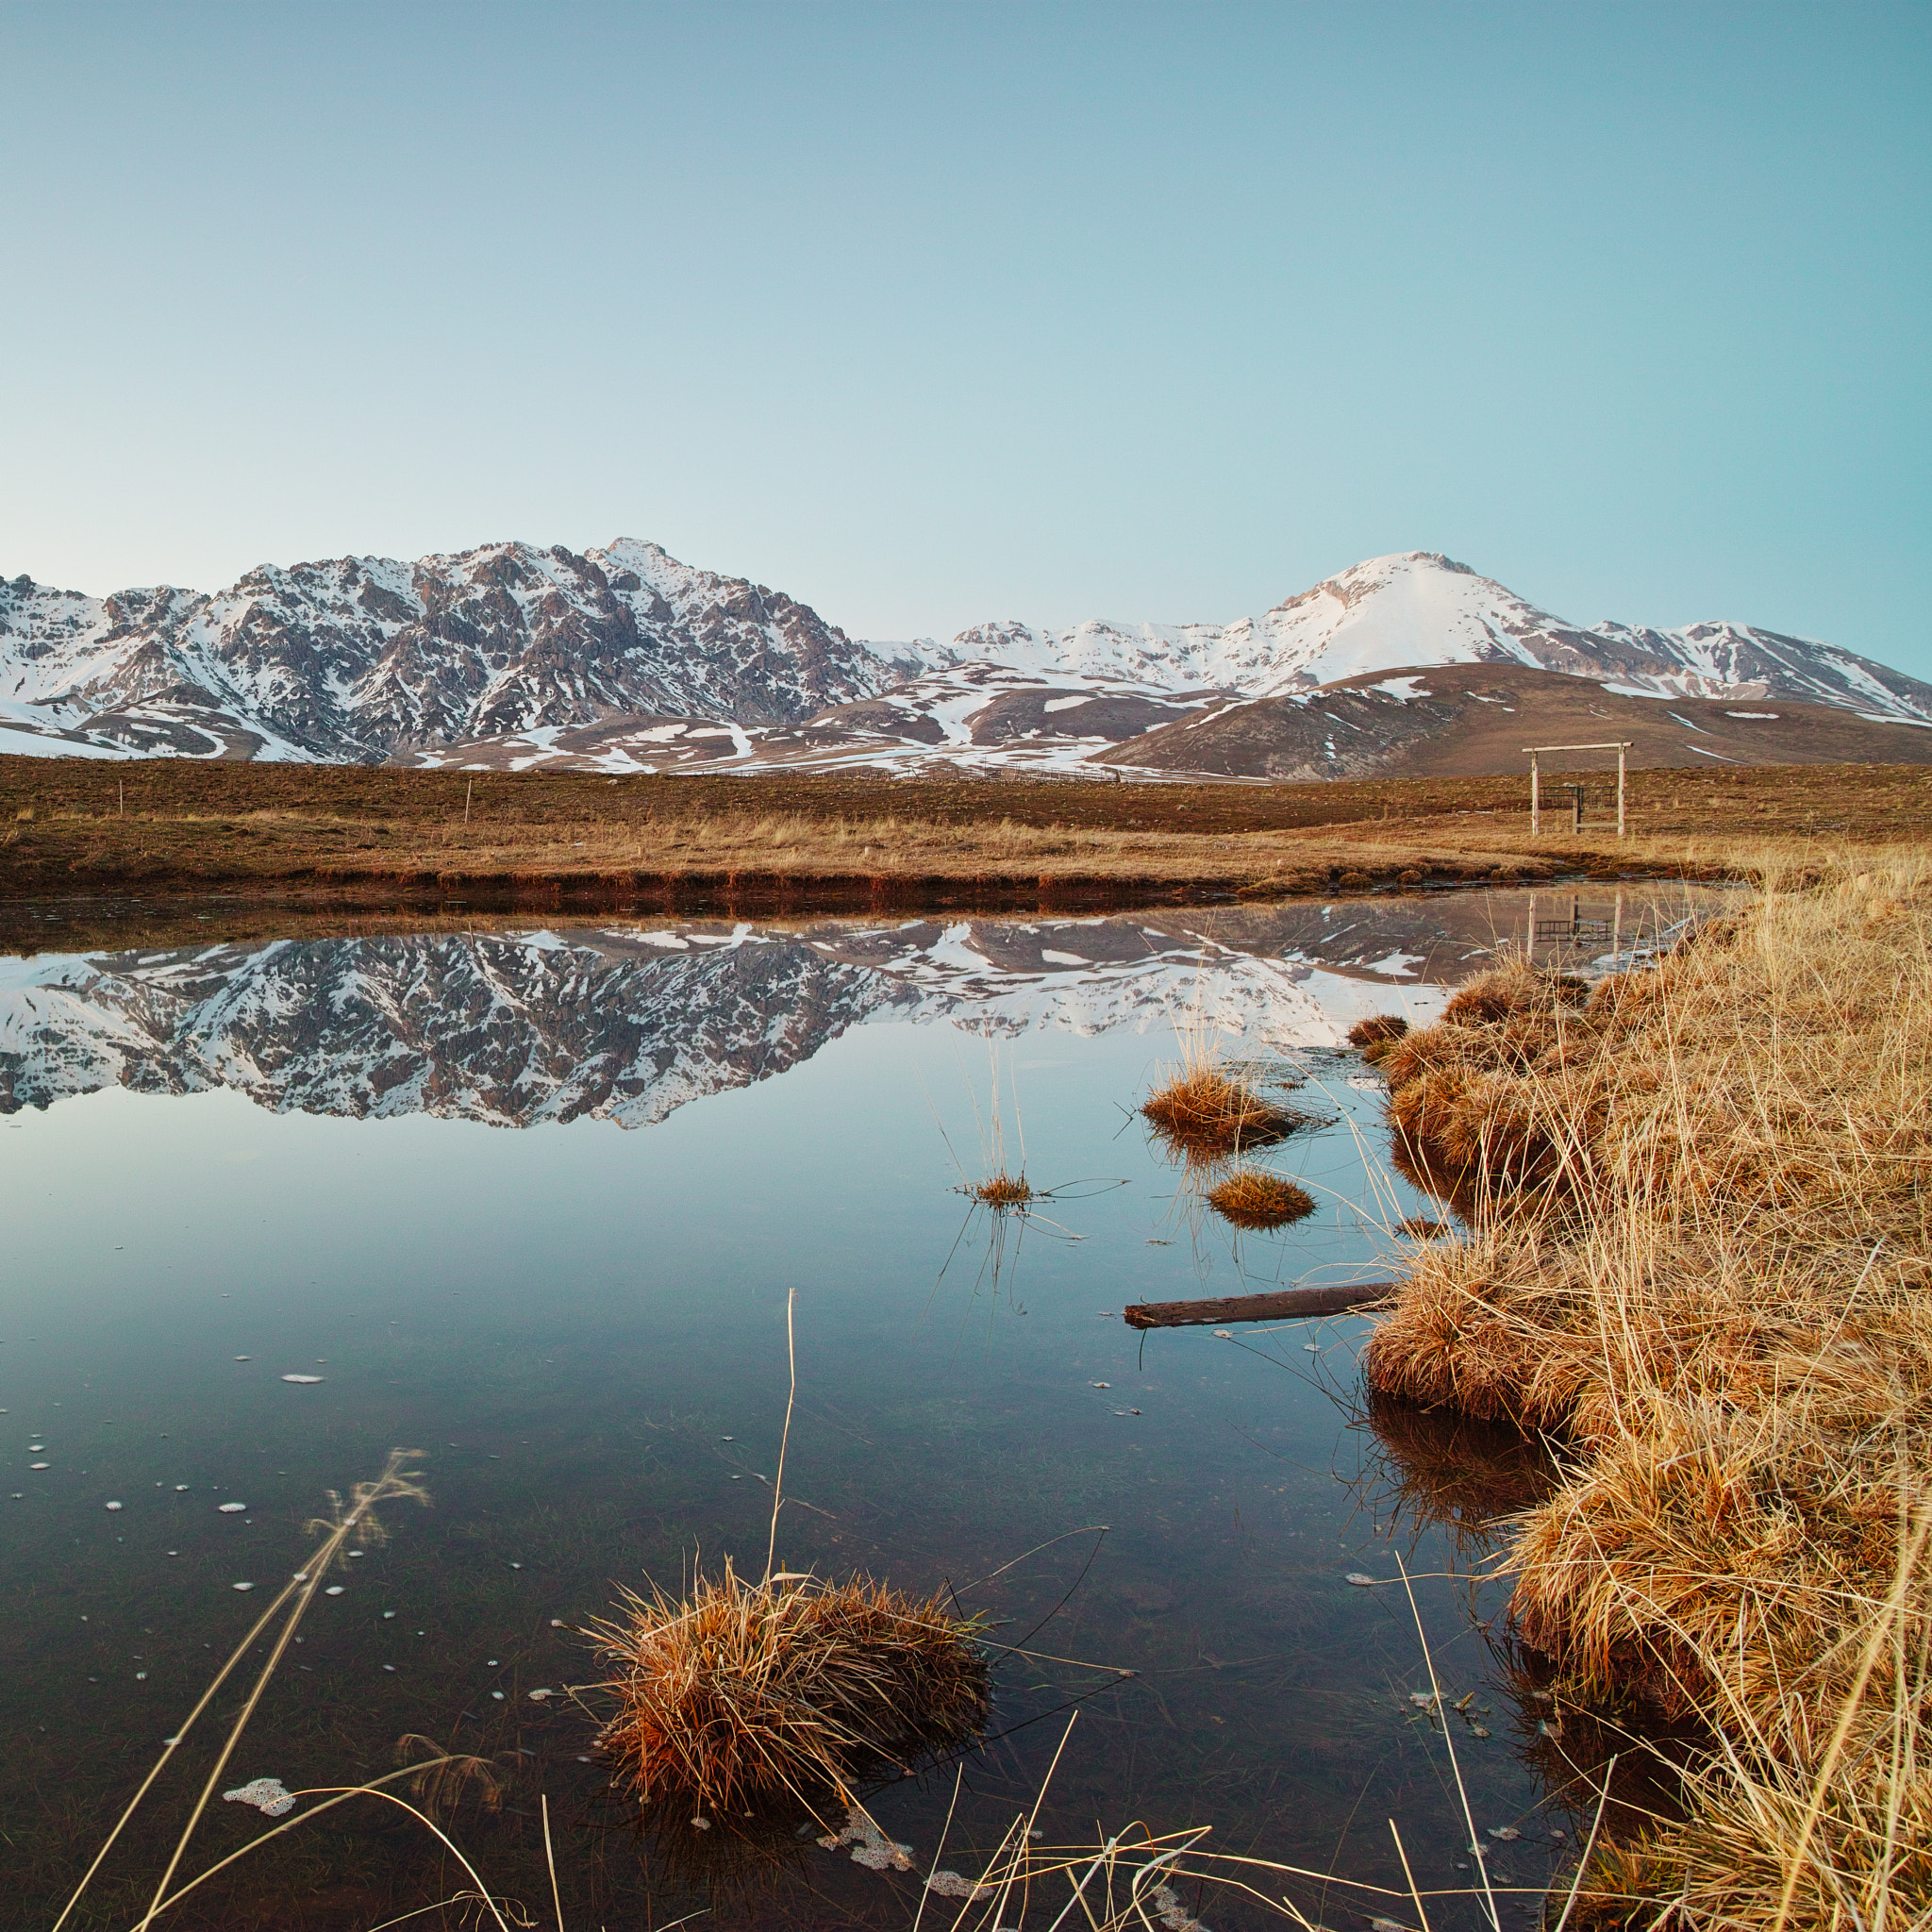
[1524,741,1632,838]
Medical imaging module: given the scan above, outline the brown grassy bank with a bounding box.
[0,756,1925,913]
[1360,858,1932,1924]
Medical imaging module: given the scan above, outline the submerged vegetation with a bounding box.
[1205,1167,1316,1229]
[593,1562,989,1825]
[1362,855,1932,1924]
[44,1452,521,1931]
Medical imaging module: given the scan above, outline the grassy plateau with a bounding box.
[0,758,1926,924]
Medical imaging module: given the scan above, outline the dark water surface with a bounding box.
[0,887,1716,1930]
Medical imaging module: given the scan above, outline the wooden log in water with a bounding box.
[1123,1282,1400,1329]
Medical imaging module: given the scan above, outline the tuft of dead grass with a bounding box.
[1205,1168,1316,1229]
[1142,1065,1307,1159]
[1346,1012,1411,1063]
[592,1561,989,1824]
[1360,855,1932,1922]
[970,1172,1034,1208]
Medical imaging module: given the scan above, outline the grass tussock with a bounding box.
[1359,857,1932,1923]
[1142,1065,1307,1159]
[594,1561,989,1824]
[970,1172,1034,1208]
[1346,1012,1410,1063]
[1205,1168,1316,1229]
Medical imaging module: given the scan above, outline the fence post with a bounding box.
[1529,752,1540,837]
[1617,747,1626,839]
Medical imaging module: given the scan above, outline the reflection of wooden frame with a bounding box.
[1524,741,1631,837]
[1527,890,1624,965]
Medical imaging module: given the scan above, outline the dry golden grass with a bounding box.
[1205,1168,1317,1229]
[1360,854,1932,1924]
[970,1172,1034,1208]
[1346,1012,1412,1061]
[592,1561,988,1824]
[1142,1065,1307,1159]
[5,751,1930,908]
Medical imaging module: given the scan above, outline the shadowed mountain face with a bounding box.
[0,893,1703,1128]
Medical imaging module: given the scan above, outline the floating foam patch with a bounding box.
[224,1777,296,1817]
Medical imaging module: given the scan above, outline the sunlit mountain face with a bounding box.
[4,543,1925,773]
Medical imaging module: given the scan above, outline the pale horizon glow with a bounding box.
[2,2,1926,674]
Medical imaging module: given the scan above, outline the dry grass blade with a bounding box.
[140,1768,521,1932]
[541,1791,564,1932]
[55,1448,431,1932]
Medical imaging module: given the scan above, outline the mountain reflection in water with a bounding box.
[0,882,1724,1930]
[0,892,1678,1126]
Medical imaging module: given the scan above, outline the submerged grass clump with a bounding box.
[594,1562,989,1822]
[1142,1064,1305,1159]
[1205,1169,1316,1230]
[1360,855,1932,1922]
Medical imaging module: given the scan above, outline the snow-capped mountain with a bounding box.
[2,541,1924,773]
[0,539,906,763]
[914,553,1932,722]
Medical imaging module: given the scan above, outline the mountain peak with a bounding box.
[2,538,1926,770]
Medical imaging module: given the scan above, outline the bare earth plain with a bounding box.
[0,756,1926,944]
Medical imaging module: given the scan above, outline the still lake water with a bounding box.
[0,886,1708,1930]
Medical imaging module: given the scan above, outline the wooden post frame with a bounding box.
[1523,741,1632,839]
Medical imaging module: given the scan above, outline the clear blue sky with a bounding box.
[2,1,1925,672]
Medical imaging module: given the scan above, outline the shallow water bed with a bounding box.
[0,888,1715,1929]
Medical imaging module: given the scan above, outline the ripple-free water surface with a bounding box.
[0,888,1710,1929]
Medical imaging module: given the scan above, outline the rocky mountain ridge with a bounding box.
[907,553,1932,719]
[0,538,906,764]
[2,541,1925,774]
